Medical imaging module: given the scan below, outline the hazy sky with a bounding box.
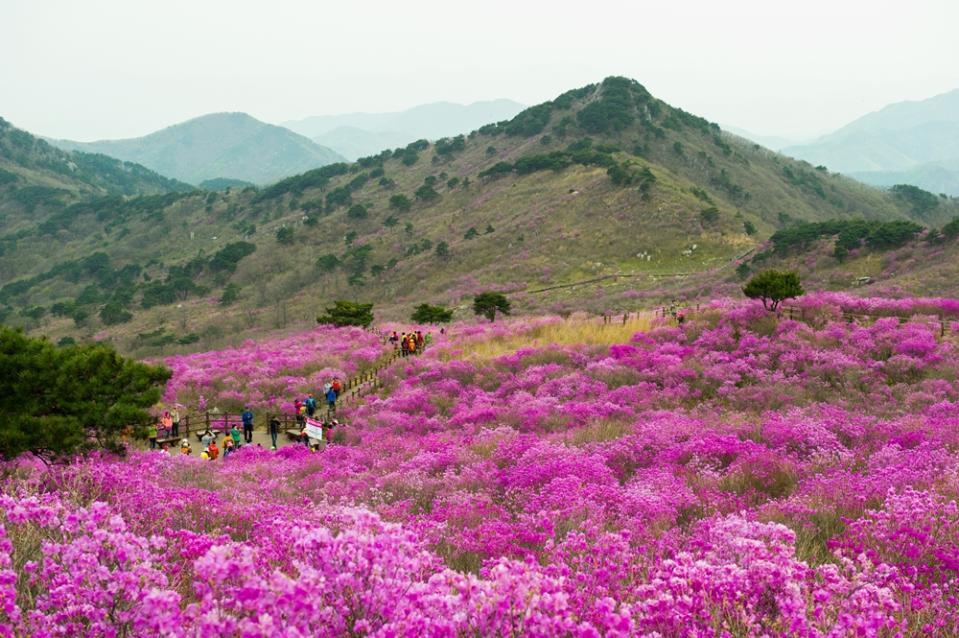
[3,0,958,142]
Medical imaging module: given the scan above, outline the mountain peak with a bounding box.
[48,112,345,185]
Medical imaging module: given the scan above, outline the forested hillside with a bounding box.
[2,77,957,354]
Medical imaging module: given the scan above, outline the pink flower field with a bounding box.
[160,325,390,412]
[6,296,959,636]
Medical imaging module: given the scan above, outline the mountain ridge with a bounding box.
[50,112,345,185]
[783,88,959,195]
[2,77,957,355]
[284,99,526,160]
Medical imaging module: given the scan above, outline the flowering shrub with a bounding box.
[161,325,389,412]
[5,299,959,634]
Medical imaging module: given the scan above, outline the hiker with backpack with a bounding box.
[304,393,318,418]
[241,406,254,444]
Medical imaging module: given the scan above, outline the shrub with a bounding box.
[700,207,720,224]
[415,184,440,202]
[99,302,133,325]
[317,301,374,327]
[220,283,241,306]
[347,204,369,220]
[891,184,940,216]
[464,227,479,240]
[411,303,453,323]
[275,226,295,244]
[389,194,412,212]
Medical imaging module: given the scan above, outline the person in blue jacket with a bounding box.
[325,386,337,414]
[241,407,254,444]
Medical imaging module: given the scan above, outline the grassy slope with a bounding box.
[2,78,958,355]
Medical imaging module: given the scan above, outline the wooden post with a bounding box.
[205,411,210,431]
[941,314,946,338]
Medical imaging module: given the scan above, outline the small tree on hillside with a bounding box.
[743,270,804,311]
[317,301,374,328]
[411,303,453,324]
[0,328,170,460]
[473,292,511,322]
[275,226,295,244]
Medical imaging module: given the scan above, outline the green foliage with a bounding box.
[317,300,374,328]
[389,194,412,212]
[503,103,554,137]
[891,184,940,216]
[486,146,497,156]
[315,254,340,271]
[473,291,511,322]
[769,219,923,259]
[446,177,460,189]
[710,169,747,200]
[485,224,495,234]
[515,152,573,174]
[219,283,241,306]
[434,241,450,259]
[0,327,171,459]
[411,303,453,323]
[99,302,132,325]
[743,270,804,311]
[325,185,353,210]
[208,241,256,273]
[736,262,750,280]
[435,135,466,155]
[743,220,757,235]
[864,220,922,249]
[275,226,295,244]
[700,207,720,224]
[782,165,826,198]
[464,227,479,240]
[478,162,514,179]
[415,183,440,202]
[576,76,647,134]
[690,187,713,204]
[673,142,685,156]
[384,216,398,228]
[255,162,350,202]
[347,204,369,220]
[942,217,959,240]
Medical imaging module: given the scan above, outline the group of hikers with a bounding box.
[144,328,439,455]
[389,330,431,356]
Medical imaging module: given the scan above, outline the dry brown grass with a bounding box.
[451,313,654,361]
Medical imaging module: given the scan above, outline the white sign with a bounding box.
[305,417,324,440]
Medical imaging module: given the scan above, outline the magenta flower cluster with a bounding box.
[160,325,388,412]
[5,298,959,635]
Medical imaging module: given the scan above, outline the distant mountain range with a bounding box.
[783,89,959,195]
[50,113,345,185]
[283,100,526,160]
